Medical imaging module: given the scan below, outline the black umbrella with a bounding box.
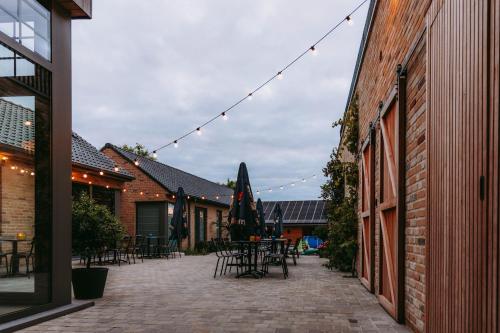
[170,187,188,243]
[256,199,266,238]
[272,203,283,238]
[229,162,258,241]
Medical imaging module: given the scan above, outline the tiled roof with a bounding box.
[105,144,233,206]
[0,98,35,153]
[72,133,133,179]
[261,200,328,225]
[0,98,133,179]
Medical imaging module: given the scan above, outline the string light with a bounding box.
[24,120,32,126]
[83,174,88,178]
[134,159,139,166]
[123,188,127,192]
[302,178,306,183]
[222,112,228,120]
[30,172,34,176]
[114,166,119,172]
[174,140,179,148]
[106,185,110,189]
[152,151,158,158]
[280,186,284,190]
[346,15,354,26]
[99,171,104,176]
[149,0,368,153]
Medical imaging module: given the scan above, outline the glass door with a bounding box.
[0,41,52,319]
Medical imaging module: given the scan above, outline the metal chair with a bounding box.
[262,239,291,279]
[15,241,34,278]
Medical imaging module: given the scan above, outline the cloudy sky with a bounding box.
[71,0,368,200]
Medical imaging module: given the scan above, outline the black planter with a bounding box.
[72,267,108,299]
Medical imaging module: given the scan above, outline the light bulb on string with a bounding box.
[291,183,295,187]
[313,175,317,179]
[196,127,202,136]
[134,159,139,166]
[114,166,119,172]
[346,15,354,26]
[152,151,158,158]
[310,45,318,55]
[280,186,284,190]
[174,140,179,148]
[222,112,228,121]
[256,190,260,195]
[247,93,253,101]
[302,178,306,183]
[277,71,283,80]
[268,189,273,193]
[99,171,104,176]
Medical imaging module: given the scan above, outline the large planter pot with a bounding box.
[72,267,108,300]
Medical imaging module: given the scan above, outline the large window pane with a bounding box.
[0,0,51,60]
[0,42,51,319]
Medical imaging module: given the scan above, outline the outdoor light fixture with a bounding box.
[134,159,139,166]
[346,15,353,26]
[196,127,202,136]
[313,175,317,179]
[71,176,75,180]
[140,191,144,195]
[310,45,317,55]
[302,178,306,182]
[280,186,284,190]
[268,189,273,193]
[247,93,253,100]
[216,196,219,200]
[152,151,158,158]
[83,174,88,178]
[291,183,295,187]
[156,193,159,197]
[99,171,104,176]
[174,140,179,148]
[123,189,127,192]
[30,172,35,176]
[106,185,110,189]
[222,112,228,120]
[24,120,32,126]
[88,181,92,185]
[114,166,119,172]
[277,71,283,80]
[256,190,260,195]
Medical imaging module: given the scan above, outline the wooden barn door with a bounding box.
[360,128,375,292]
[427,0,499,331]
[378,81,406,322]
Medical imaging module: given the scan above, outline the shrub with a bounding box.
[72,193,124,268]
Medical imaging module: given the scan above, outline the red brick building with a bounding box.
[102,144,232,249]
[341,1,499,332]
[261,200,327,242]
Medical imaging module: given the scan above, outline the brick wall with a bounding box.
[0,159,35,253]
[348,1,431,331]
[102,147,229,249]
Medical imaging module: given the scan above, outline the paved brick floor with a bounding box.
[20,255,409,333]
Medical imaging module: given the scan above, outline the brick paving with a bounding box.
[20,255,409,333]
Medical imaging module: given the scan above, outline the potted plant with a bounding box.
[72,194,124,299]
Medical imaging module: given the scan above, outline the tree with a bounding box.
[321,94,359,272]
[225,179,236,190]
[121,143,156,160]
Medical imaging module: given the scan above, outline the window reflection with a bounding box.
[0,0,51,60]
[0,42,51,319]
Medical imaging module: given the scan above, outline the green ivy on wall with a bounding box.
[321,94,359,272]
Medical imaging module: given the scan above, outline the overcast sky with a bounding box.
[71,0,368,200]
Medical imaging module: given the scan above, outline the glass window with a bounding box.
[0,0,51,60]
[0,42,51,319]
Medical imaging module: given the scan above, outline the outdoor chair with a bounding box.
[168,239,180,258]
[15,241,35,278]
[132,235,145,263]
[211,239,229,278]
[262,239,291,279]
[287,238,301,266]
[0,250,10,276]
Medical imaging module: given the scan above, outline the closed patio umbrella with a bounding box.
[256,199,266,238]
[273,203,283,238]
[170,187,188,242]
[229,162,258,241]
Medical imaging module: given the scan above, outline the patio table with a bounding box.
[233,240,263,278]
[233,239,286,278]
[144,235,165,258]
[0,236,29,276]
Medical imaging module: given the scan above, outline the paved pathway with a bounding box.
[21,255,409,333]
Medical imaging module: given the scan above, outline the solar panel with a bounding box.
[297,200,312,221]
[313,201,326,220]
[282,201,295,220]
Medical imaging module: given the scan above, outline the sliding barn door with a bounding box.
[360,128,376,292]
[378,82,405,322]
[427,0,499,331]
